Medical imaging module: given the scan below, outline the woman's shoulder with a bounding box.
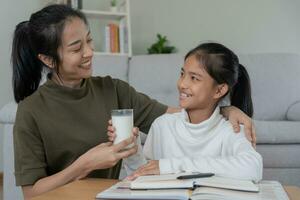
[18,88,43,109]
[16,88,47,120]
[15,90,44,127]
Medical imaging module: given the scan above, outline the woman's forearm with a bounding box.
[22,154,91,199]
[22,139,137,199]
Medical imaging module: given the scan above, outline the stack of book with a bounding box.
[96,172,289,200]
[104,18,127,54]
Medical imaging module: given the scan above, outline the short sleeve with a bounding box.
[13,102,47,186]
[113,79,167,133]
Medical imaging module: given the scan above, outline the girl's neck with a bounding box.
[51,73,83,89]
[186,105,217,124]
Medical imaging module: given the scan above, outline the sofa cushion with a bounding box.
[255,120,300,143]
[239,53,300,120]
[0,102,18,124]
[263,168,300,186]
[92,55,129,82]
[286,101,300,121]
[128,54,184,107]
[256,144,300,168]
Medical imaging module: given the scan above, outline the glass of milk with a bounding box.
[111,109,134,149]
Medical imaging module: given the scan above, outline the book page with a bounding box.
[134,173,187,182]
[191,181,289,200]
[194,176,259,192]
[131,173,194,189]
[97,182,190,200]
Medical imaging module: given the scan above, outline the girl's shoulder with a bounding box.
[152,112,181,127]
[220,119,247,140]
[149,112,181,139]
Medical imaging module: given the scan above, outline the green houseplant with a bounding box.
[110,0,117,12]
[147,34,176,54]
[110,0,117,7]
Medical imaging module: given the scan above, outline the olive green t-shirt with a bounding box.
[13,76,167,186]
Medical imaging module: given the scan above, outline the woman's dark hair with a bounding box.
[11,4,88,102]
[185,42,253,117]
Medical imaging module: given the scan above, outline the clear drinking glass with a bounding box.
[111,109,134,149]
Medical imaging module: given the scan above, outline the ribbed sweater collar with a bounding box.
[42,78,89,100]
[179,106,222,139]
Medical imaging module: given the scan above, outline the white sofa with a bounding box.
[1,53,300,200]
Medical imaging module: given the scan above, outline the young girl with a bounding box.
[11,4,254,198]
[128,43,263,182]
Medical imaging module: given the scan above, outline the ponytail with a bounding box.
[230,64,253,117]
[11,21,43,103]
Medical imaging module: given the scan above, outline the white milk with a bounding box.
[112,109,134,149]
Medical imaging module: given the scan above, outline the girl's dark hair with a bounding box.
[185,42,253,117]
[11,4,88,102]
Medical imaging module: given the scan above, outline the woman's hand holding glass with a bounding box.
[107,119,140,142]
[80,137,137,179]
[78,121,139,178]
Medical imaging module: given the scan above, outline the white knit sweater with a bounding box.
[143,106,263,182]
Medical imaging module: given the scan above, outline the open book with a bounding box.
[97,181,288,200]
[96,173,289,200]
[131,173,259,192]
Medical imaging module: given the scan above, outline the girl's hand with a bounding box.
[84,136,138,173]
[126,160,160,180]
[107,119,140,142]
[221,106,256,148]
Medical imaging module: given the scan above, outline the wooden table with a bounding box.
[32,178,300,200]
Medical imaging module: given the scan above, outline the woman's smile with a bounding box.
[80,59,92,69]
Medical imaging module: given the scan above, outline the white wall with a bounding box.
[0,0,45,172]
[130,0,300,55]
[0,0,300,171]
